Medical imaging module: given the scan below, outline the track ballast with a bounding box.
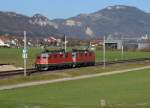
[0,58,150,78]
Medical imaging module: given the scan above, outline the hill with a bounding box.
[1,5,150,39]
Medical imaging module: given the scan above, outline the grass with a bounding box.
[96,50,150,62]
[0,47,150,108]
[0,48,42,68]
[0,68,150,108]
[0,61,150,86]
[0,47,150,68]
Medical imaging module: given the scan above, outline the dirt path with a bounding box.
[0,66,150,91]
[0,65,22,72]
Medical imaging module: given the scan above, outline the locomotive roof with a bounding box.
[43,49,65,53]
[38,49,93,55]
[72,49,90,52]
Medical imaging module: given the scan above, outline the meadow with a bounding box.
[0,48,42,68]
[0,47,150,68]
[0,68,150,108]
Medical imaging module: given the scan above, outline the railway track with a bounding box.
[95,58,150,66]
[0,64,10,66]
[0,69,36,78]
[0,58,150,78]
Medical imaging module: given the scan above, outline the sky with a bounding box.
[0,0,150,19]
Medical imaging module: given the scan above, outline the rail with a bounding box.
[0,58,150,78]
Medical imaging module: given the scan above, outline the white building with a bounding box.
[105,35,123,49]
[0,39,10,47]
[138,35,150,50]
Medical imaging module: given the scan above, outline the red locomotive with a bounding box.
[35,49,95,70]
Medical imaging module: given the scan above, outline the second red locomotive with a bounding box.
[35,49,95,70]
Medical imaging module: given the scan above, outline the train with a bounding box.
[35,49,95,70]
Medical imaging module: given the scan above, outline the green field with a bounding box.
[96,50,150,61]
[0,48,42,68]
[0,47,150,68]
[0,69,150,108]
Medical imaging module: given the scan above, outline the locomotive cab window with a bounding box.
[49,55,51,59]
[72,52,76,58]
[65,53,68,58]
[89,52,92,56]
[42,57,47,59]
[37,56,40,59]
[85,53,87,56]
[60,54,63,58]
[54,55,57,58]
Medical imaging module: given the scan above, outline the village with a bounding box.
[0,34,150,51]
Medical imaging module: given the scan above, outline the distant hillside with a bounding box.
[1,5,150,39]
[0,12,60,37]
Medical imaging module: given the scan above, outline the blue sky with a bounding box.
[0,0,150,19]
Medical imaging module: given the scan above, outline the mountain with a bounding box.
[55,5,150,38]
[0,5,150,39]
[0,12,59,37]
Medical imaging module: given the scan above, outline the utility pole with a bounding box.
[23,31,27,76]
[103,36,106,69]
[121,45,124,59]
[37,39,39,48]
[64,35,67,52]
[121,37,124,60]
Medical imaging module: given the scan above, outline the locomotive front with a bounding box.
[35,53,49,70]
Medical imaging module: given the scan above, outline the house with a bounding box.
[105,35,123,49]
[90,39,103,47]
[104,34,150,50]
[138,35,150,50]
[43,36,62,47]
[0,38,10,47]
